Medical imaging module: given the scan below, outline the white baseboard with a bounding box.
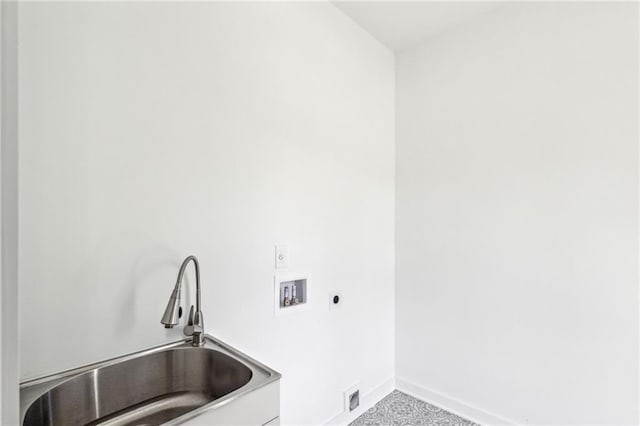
[324,377,395,426]
[396,377,518,426]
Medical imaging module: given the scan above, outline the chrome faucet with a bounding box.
[161,255,205,346]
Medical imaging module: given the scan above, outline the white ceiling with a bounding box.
[332,1,500,52]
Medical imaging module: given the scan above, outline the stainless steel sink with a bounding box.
[20,335,280,426]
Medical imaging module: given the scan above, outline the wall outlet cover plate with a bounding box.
[275,245,289,269]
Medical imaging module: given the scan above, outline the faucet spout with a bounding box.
[160,255,205,346]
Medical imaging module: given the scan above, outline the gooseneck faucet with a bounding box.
[161,255,205,346]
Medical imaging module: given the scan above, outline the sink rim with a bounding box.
[19,334,281,426]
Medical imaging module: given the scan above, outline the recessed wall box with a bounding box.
[274,274,309,316]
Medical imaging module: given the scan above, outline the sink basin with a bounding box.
[20,336,280,426]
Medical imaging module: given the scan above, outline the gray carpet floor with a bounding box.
[349,390,479,426]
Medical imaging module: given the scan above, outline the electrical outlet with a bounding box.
[344,384,360,413]
[329,291,342,310]
[349,389,360,412]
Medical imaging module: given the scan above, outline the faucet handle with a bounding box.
[183,304,205,342]
[183,305,195,336]
[187,305,194,326]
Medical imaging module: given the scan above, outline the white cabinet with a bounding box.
[181,380,280,426]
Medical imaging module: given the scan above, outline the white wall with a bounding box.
[396,3,638,425]
[1,0,19,424]
[18,3,395,424]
